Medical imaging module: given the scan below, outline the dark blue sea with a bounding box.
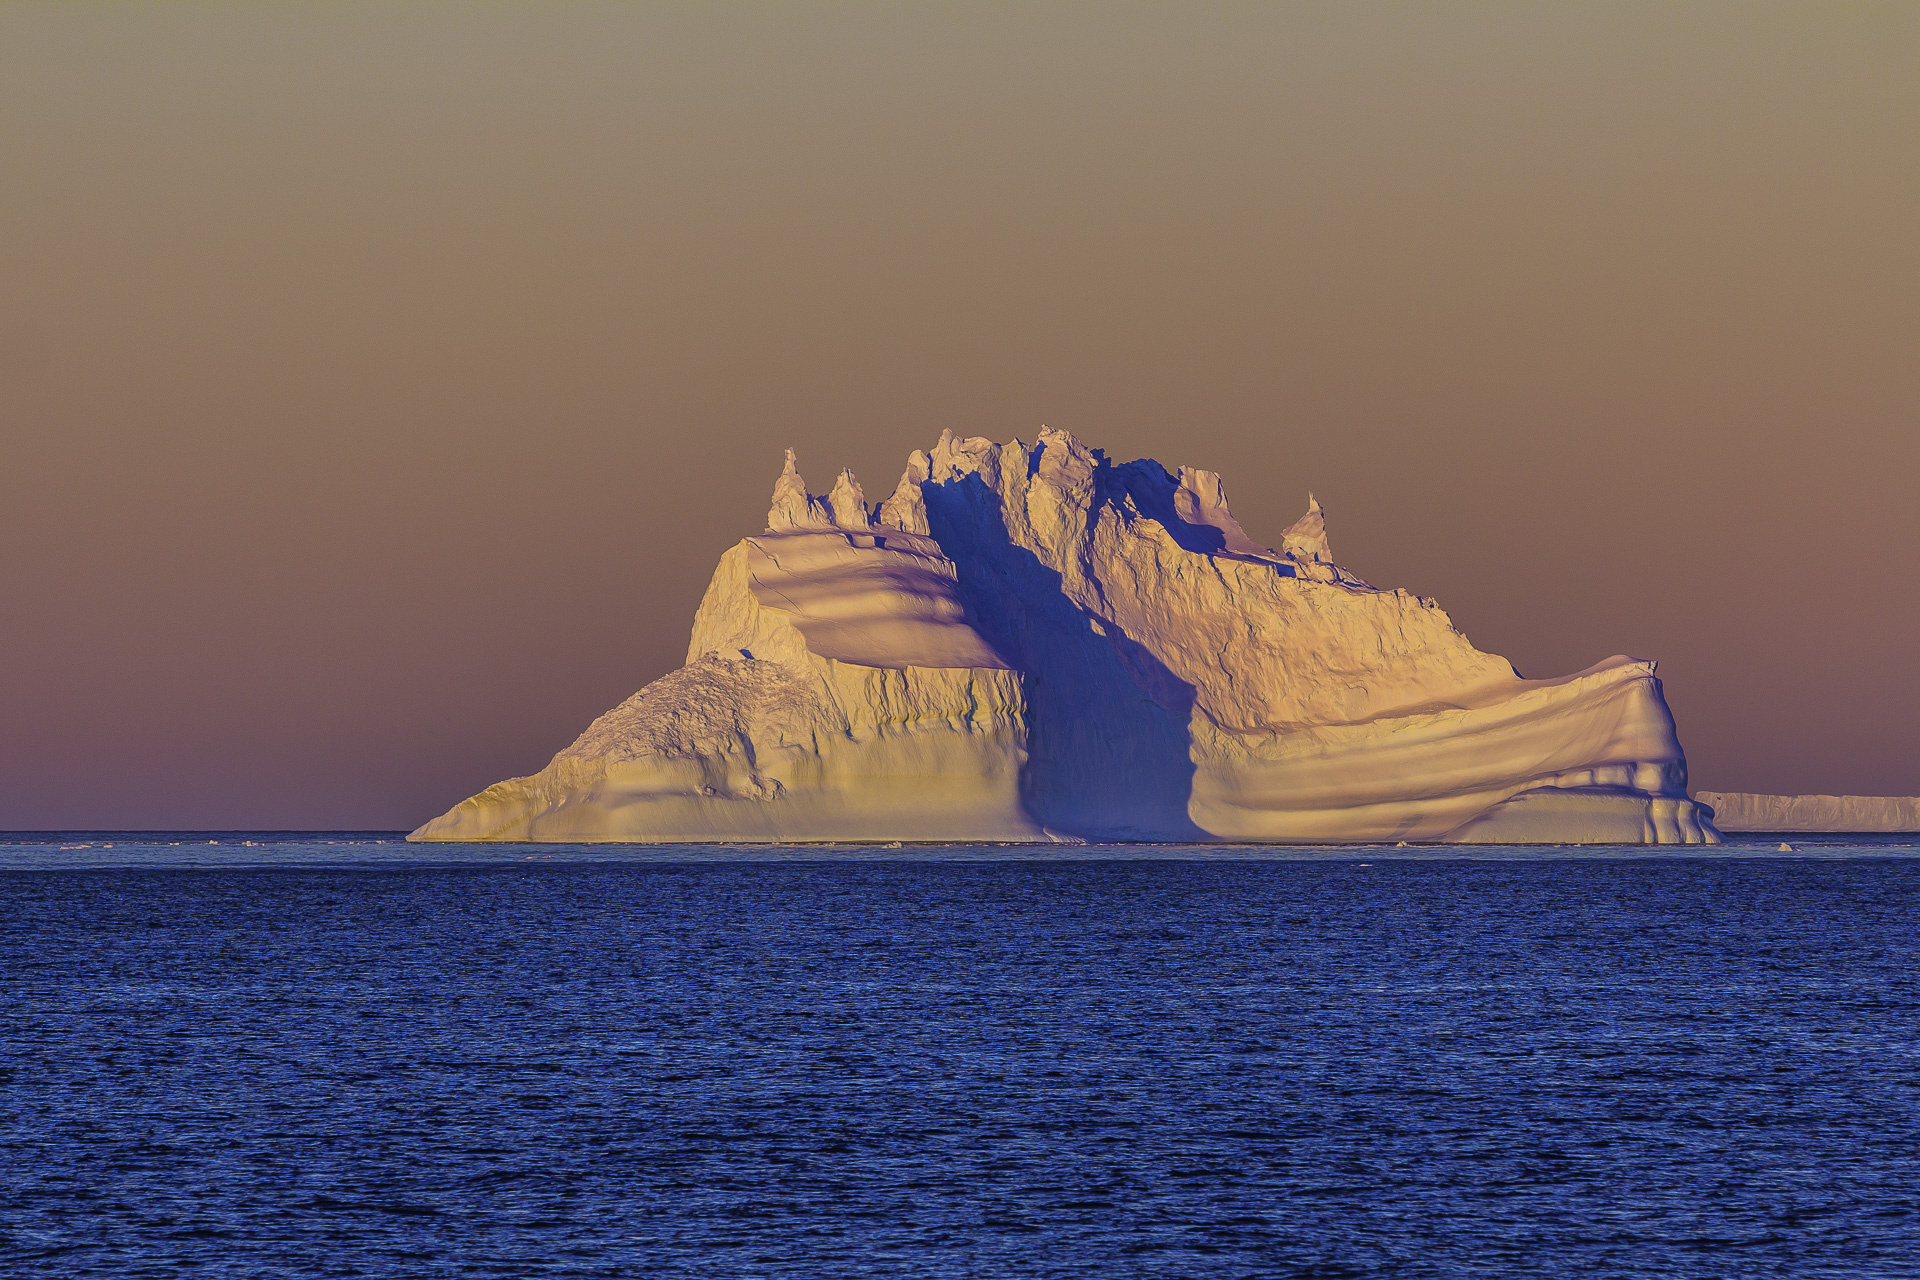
[4,835,1918,1278]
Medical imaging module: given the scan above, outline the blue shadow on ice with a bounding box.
[924,468,1208,841]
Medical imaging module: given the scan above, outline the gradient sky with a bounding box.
[4,3,1916,829]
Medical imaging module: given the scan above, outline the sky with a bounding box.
[3,3,1916,829]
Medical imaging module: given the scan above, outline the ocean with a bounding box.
[4,835,1917,1277]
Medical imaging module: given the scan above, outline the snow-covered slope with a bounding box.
[1694,793,1920,832]
[413,429,1718,843]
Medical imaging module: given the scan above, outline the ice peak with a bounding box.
[1281,492,1333,563]
[877,450,932,534]
[827,469,872,530]
[930,430,1001,483]
[1173,466,1270,557]
[1033,425,1098,494]
[766,448,834,532]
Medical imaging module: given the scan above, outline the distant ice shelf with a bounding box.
[414,429,1719,845]
[1693,793,1920,833]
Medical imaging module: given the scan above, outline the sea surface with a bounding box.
[4,834,1918,1278]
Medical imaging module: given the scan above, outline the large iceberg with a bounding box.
[413,430,1719,844]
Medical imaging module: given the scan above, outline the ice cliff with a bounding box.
[412,429,1719,844]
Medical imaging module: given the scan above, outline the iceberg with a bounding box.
[413,430,1719,844]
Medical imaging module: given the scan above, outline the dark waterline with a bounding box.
[4,853,1917,1277]
[3,830,1916,872]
